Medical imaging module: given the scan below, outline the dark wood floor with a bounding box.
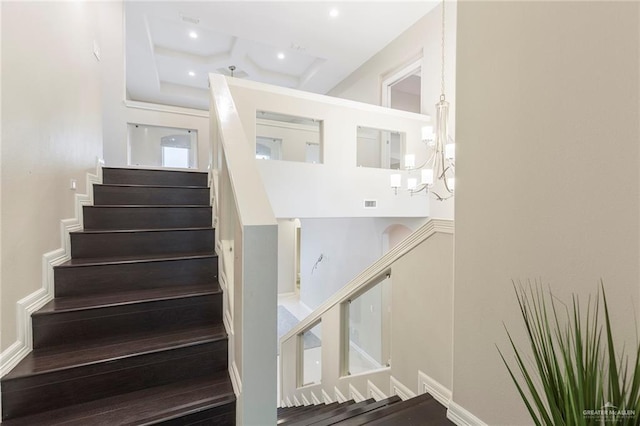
[1,167,235,425]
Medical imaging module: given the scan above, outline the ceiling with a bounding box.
[125,1,437,110]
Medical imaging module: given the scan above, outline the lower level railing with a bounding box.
[279,219,454,408]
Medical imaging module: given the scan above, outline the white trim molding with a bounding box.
[322,389,333,404]
[229,360,241,397]
[301,393,311,406]
[390,376,416,401]
[0,160,103,378]
[124,99,209,118]
[334,386,347,403]
[367,380,387,401]
[348,383,365,403]
[293,395,302,407]
[447,401,489,426]
[310,391,321,405]
[418,370,452,408]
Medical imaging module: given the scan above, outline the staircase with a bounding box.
[277,393,452,425]
[0,167,235,425]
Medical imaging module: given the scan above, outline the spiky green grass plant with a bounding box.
[498,282,640,425]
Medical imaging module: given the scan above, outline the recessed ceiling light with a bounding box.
[188,71,195,77]
[189,31,198,39]
[277,52,285,60]
[329,8,339,18]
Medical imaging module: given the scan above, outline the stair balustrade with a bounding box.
[209,73,279,425]
[279,219,454,412]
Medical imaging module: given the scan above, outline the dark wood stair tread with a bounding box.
[35,283,220,314]
[286,398,377,426]
[97,183,209,189]
[57,252,216,268]
[0,375,234,425]
[0,167,230,424]
[297,397,401,426]
[4,324,226,380]
[72,226,213,235]
[102,167,208,187]
[362,395,451,425]
[338,393,448,425]
[85,204,210,208]
[278,402,339,424]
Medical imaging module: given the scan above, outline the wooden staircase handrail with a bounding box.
[279,218,454,347]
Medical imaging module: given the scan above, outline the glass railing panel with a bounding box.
[300,321,322,387]
[345,276,391,375]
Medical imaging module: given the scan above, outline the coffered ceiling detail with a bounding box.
[125,1,436,110]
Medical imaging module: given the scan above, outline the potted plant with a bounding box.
[498,282,640,425]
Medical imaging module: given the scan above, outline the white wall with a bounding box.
[104,102,210,171]
[1,1,118,350]
[454,2,640,424]
[299,217,426,310]
[228,78,431,219]
[328,3,456,220]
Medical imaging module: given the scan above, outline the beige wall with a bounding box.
[328,3,456,219]
[454,2,640,424]
[0,1,121,351]
[392,232,453,393]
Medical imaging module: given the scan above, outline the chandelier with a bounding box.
[390,0,455,201]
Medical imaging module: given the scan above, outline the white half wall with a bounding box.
[454,2,640,424]
[227,78,431,219]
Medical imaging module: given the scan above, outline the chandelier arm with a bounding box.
[409,183,429,195]
[405,150,436,172]
[432,191,454,201]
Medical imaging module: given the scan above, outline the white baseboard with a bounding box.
[293,395,301,406]
[349,383,365,402]
[447,401,488,426]
[230,360,241,397]
[367,380,387,401]
[310,391,321,405]
[390,376,416,401]
[322,389,333,404]
[301,393,311,406]
[0,160,102,379]
[334,386,347,403]
[418,370,452,407]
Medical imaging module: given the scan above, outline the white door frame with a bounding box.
[381,58,422,108]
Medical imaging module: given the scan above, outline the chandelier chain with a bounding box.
[441,0,446,99]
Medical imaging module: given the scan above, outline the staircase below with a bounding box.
[277,393,452,425]
[1,167,235,425]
